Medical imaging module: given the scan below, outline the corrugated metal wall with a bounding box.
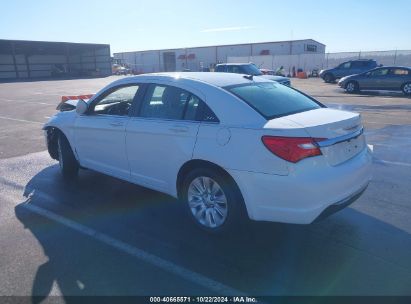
[0,40,111,80]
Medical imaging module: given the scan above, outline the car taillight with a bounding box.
[261,136,325,163]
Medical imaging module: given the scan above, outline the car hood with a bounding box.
[260,75,289,82]
[319,68,332,74]
[339,73,362,82]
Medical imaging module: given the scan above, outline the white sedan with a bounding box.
[44,73,372,233]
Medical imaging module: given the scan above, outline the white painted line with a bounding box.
[365,121,410,125]
[0,99,55,106]
[372,143,411,147]
[0,115,43,125]
[22,199,245,296]
[374,159,411,167]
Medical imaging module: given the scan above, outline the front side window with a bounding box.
[92,85,139,116]
[215,65,226,72]
[225,82,322,119]
[241,64,263,76]
[226,66,241,74]
[351,61,363,68]
[370,68,389,76]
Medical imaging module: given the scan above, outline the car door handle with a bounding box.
[109,121,124,127]
[169,125,189,133]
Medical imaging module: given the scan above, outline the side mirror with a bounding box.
[76,99,88,115]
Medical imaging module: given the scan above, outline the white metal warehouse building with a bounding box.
[114,39,325,74]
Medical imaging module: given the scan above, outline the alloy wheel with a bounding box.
[187,176,228,228]
[346,82,355,92]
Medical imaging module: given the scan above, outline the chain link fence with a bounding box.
[228,50,411,76]
[116,50,411,75]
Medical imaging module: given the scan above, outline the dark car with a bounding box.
[338,66,411,95]
[319,59,378,83]
[215,63,291,86]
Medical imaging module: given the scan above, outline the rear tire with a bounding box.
[402,82,411,95]
[181,167,247,234]
[345,81,359,93]
[324,73,334,83]
[57,133,79,179]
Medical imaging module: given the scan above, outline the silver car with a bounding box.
[338,66,411,95]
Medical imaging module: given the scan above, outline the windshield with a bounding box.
[241,64,263,76]
[225,82,322,119]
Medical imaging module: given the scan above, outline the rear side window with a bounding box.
[391,68,409,75]
[139,84,219,122]
[184,95,219,123]
[140,85,189,119]
[225,82,322,119]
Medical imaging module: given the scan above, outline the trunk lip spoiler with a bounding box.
[315,127,364,148]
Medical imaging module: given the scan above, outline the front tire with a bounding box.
[181,168,247,234]
[402,82,411,95]
[345,81,359,93]
[57,133,79,179]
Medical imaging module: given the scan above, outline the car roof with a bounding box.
[120,72,269,88]
[366,66,410,70]
[349,59,376,61]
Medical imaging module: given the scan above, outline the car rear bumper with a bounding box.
[312,182,368,222]
[228,146,372,224]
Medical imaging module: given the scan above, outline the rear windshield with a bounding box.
[225,82,323,119]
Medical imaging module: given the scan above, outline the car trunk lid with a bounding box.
[273,108,366,166]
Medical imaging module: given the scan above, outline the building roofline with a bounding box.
[0,38,110,47]
[113,39,325,55]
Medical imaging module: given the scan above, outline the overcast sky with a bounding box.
[1,0,411,54]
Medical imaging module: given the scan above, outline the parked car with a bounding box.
[44,73,372,233]
[338,66,411,95]
[309,69,319,77]
[215,63,291,86]
[319,59,378,83]
[113,66,131,75]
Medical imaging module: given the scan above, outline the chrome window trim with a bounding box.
[316,127,364,148]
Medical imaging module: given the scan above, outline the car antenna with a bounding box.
[243,75,253,81]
